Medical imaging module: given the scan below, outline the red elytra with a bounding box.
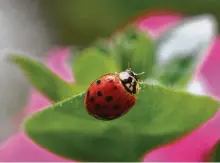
[84,69,142,120]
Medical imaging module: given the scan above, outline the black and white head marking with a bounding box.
[119,69,140,94]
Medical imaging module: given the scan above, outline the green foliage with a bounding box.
[10,23,205,102]
[72,47,119,86]
[10,12,218,161]
[39,0,220,46]
[10,47,119,102]
[25,83,219,162]
[208,141,220,161]
[113,26,155,80]
[10,55,84,102]
[153,55,197,88]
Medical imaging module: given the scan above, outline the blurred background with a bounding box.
[0,0,220,161]
[0,0,55,142]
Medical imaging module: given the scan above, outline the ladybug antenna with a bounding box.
[135,72,145,76]
[127,62,131,71]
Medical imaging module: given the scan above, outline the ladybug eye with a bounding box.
[125,70,139,81]
[125,70,134,76]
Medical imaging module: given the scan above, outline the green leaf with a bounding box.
[39,0,220,46]
[208,141,220,161]
[113,26,138,71]
[153,55,197,87]
[131,30,155,79]
[91,39,114,56]
[152,15,216,88]
[10,55,84,102]
[73,47,119,86]
[25,83,219,162]
[113,25,155,79]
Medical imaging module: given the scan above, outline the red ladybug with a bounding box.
[84,69,143,120]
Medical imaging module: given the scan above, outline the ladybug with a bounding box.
[84,69,144,120]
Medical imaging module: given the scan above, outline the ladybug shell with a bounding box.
[84,73,136,120]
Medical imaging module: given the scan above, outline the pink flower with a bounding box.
[144,37,220,161]
[0,12,220,162]
[139,13,220,162]
[0,49,72,162]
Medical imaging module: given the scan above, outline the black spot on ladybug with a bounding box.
[95,104,101,110]
[96,80,101,85]
[87,91,90,97]
[106,96,113,103]
[113,86,117,90]
[113,104,120,110]
[97,91,102,96]
[90,97,95,102]
[116,113,121,117]
[109,79,113,83]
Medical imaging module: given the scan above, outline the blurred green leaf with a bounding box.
[153,55,196,87]
[208,140,220,161]
[131,29,155,79]
[113,26,139,71]
[25,83,219,161]
[10,55,84,102]
[39,0,220,46]
[92,39,114,56]
[113,25,155,79]
[153,15,216,88]
[73,47,119,86]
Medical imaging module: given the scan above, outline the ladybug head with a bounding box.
[125,69,145,81]
[119,69,144,94]
[125,69,138,80]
